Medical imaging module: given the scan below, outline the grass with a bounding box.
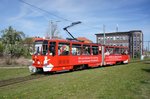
[0,61,150,99]
[0,68,30,80]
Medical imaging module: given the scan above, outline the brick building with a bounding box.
[95,30,143,58]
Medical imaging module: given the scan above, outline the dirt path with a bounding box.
[0,57,32,67]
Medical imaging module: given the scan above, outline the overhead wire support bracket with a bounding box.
[63,21,82,42]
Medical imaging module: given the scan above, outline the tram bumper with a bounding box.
[123,59,128,63]
[29,66,37,73]
[43,64,54,72]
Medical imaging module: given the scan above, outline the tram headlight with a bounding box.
[29,66,37,73]
[37,61,40,64]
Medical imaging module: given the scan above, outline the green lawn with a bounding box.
[0,61,150,99]
[0,68,30,80]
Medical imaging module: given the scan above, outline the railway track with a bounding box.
[0,74,46,87]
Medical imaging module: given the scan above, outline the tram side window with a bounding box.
[121,48,125,55]
[109,48,114,54]
[105,47,114,55]
[114,48,121,54]
[42,40,48,55]
[49,42,56,56]
[105,47,110,55]
[92,46,98,55]
[58,43,70,55]
[125,49,128,54]
[83,45,90,55]
[72,44,82,55]
[121,48,128,55]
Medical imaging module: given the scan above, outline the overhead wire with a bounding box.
[18,0,102,30]
[19,0,73,22]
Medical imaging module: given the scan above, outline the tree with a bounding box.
[1,26,25,64]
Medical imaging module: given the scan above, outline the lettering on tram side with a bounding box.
[78,57,99,63]
[106,55,123,61]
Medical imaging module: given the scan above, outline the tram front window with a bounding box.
[34,41,42,55]
[34,40,48,55]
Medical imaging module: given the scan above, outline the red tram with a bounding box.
[29,38,130,73]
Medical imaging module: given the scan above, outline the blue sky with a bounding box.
[0,0,150,46]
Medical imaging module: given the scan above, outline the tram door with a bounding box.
[58,42,70,67]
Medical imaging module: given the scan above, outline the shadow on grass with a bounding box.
[142,68,150,73]
[140,80,150,84]
[143,61,150,64]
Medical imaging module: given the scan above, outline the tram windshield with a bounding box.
[34,40,48,55]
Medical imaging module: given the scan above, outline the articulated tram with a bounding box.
[29,38,130,73]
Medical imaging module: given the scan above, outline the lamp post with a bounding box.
[148,41,150,52]
[140,33,143,60]
[48,20,60,39]
[103,24,105,45]
[102,24,105,65]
